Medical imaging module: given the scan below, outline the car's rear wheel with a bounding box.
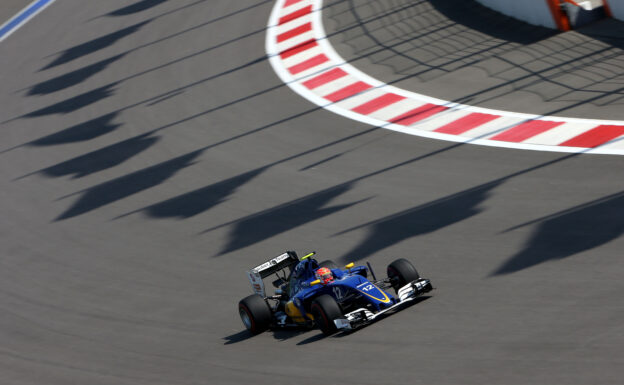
[238,294,272,334]
[387,258,420,294]
[311,294,342,335]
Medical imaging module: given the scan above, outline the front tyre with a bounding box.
[311,295,342,335]
[387,258,420,294]
[238,294,272,334]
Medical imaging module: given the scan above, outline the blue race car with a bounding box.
[238,251,433,335]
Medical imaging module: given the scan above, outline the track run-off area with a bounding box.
[267,0,624,154]
[0,1,623,384]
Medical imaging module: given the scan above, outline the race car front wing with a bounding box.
[333,278,433,330]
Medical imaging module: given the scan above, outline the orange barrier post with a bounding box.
[546,0,572,30]
[602,0,613,17]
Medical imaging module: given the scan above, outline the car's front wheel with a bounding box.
[311,294,342,335]
[387,258,420,294]
[238,294,272,334]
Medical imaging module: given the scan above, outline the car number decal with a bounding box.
[333,286,343,300]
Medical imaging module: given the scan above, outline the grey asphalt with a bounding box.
[324,0,624,120]
[0,0,31,26]
[0,1,623,384]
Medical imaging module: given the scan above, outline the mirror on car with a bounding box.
[272,277,286,288]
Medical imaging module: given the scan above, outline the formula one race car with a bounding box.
[238,251,433,335]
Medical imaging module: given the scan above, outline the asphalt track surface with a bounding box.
[1,1,623,384]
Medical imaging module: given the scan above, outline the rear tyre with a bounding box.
[311,295,342,335]
[318,260,338,269]
[238,294,272,334]
[387,258,420,294]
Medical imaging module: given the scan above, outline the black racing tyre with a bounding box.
[318,260,338,269]
[311,294,342,335]
[238,294,272,334]
[387,258,420,294]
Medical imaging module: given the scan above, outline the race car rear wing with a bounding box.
[246,251,299,297]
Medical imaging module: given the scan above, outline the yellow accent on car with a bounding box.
[357,285,392,303]
[285,301,300,316]
[301,251,316,260]
[285,301,313,322]
[345,262,354,269]
[310,279,321,286]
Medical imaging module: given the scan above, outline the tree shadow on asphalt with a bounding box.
[331,152,580,263]
[42,0,271,72]
[118,126,380,220]
[54,149,204,221]
[0,113,122,154]
[208,183,372,257]
[3,83,119,124]
[6,0,616,234]
[106,0,170,17]
[17,134,160,180]
[491,191,624,275]
[117,167,269,220]
[29,54,126,96]
[45,108,366,219]
[198,138,473,256]
[335,182,503,263]
[41,21,151,70]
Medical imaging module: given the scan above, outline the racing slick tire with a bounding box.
[387,258,420,294]
[239,294,272,334]
[318,260,338,269]
[311,295,342,336]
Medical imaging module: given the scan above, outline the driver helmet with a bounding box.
[315,267,334,284]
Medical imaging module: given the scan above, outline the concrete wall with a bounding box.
[606,0,624,21]
[475,0,557,29]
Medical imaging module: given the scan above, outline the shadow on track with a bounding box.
[203,141,469,256]
[8,83,119,122]
[8,0,618,234]
[223,328,310,345]
[335,182,502,262]
[41,21,151,70]
[491,191,624,275]
[328,0,624,113]
[55,150,203,221]
[224,296,433,345]
[30,54,126,96]
[18,134,160,180]
[0,113,122,154]
[328,152,584,263]
[117,168,269,220]
[106,0,170,17]
[43,0,271,72]
[211,184,371,257]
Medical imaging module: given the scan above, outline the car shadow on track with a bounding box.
[223,330,256,345]
[223,328,311,345]
[224,296,432,345]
